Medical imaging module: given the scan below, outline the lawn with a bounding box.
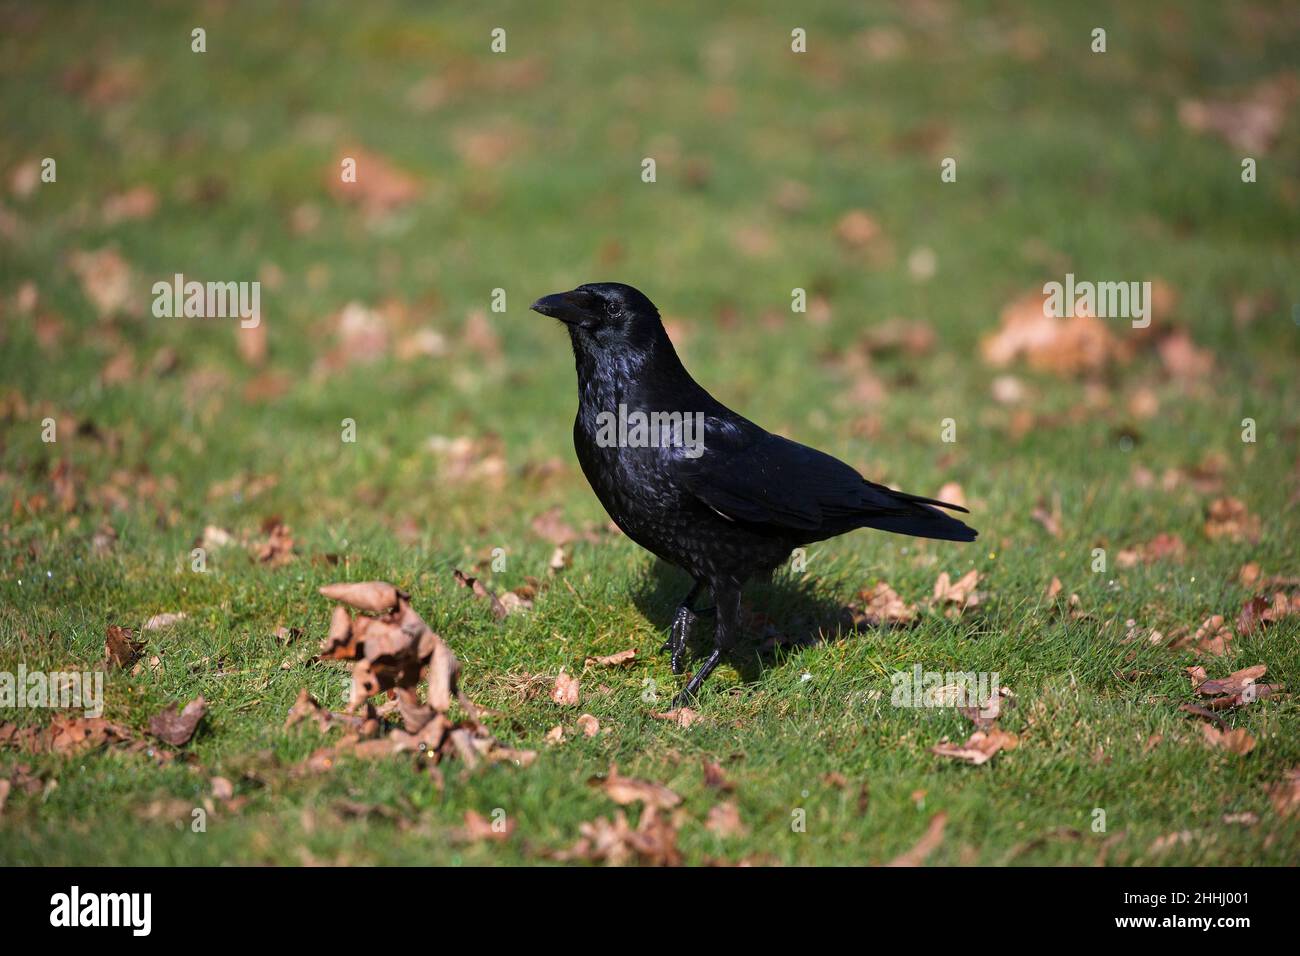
[0,0,1297,866]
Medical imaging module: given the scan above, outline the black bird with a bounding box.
[532,282,976,705]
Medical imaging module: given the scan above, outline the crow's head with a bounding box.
[531,282,663,353]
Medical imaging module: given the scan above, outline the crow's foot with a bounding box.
[672,648,722,707]
[662,604,697,675]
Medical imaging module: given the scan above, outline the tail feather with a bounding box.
[859,502,978,542]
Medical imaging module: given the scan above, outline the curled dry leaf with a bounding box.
[592,763,682,810]
[1237,591,1300,636]
[1268,768,1300,818]
[931,727,1018,766]
[69,248,134,317]
[1116,533,1186,568]
[530,506,578,546]
[1191,615,1234,657]
[328,146,420,215]
[1192,664,1266,698]
[701,758,734,792]
[1188,664,1283,710]
[1204,498,1261,544]
[835,209,882,248]
[651,707,701,729]
[285,688,333,732]
[1177,73,1296,154]
[554,807,682,867]
[705,801,748,838]
[1030,494,1063,538]
[318,581,400,613]
[981,289,1120,377]
[148,696,206,746]
[848,582,917,628]
[931,569,984,616]
[452,568,507,620]
[886,812,948,867]
[458,809,514,842]
[105,625,144,670]
[958,686,1014,730]
[551,669,580,707]
[577,713,600,737]
[584,648,637,670]
[254,519,295,565]
[545,724,565,745]
[1199,723,1256,756]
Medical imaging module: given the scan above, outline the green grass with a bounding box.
[1,0,1298,865]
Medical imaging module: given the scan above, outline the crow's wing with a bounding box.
[671,417,974,540]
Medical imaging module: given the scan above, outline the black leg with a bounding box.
[659,579,705,675]
[672,582,741,707]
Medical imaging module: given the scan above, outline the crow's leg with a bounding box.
[672,582,741,707]
[659,579,706,674]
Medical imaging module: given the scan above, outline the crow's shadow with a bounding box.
[629,558,862,685]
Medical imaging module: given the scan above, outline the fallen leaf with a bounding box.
[551,669,580,706]
[452,568,507,620]
[555,807,681,866]
[931,727,1018,766]
[68,248,133,317]
[1030,494,1063,538]
[592,763,682,810]
[1199,723,1256,756]
[148,696,206,746]
[328,146,420,215]
[285,689,333,732]
[458,809,514,842]
[1204,498,1261,543]
[104,625,143,670]
[530,506,578,546]
[835,209,882,248]
[886,812,947,866]
[849,581,918,628]
[577,713,600,737]
[1178,73,1296,153]
[651,707,701,729]
[981,289,1119,377]
[584,648,638,670]
[705,801,748,838]
[254,519,295,565]
[1268,768,1300,818]
[701,758,734,792]
[931,569,984,616]
[318,581,400,613]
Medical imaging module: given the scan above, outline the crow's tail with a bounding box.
[859,498,978,542]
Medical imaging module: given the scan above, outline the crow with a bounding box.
[532,282,976,705]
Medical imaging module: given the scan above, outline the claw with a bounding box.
[667,604,696,675]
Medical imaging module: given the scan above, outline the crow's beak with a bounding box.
[530,290,593,325]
